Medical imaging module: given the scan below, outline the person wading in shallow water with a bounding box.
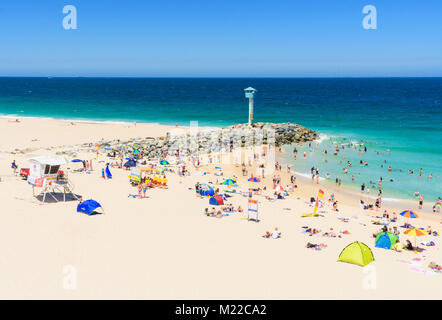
[419,194,424,209]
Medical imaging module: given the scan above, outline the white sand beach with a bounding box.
[0,117,441,299]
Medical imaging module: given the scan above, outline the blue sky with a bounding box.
[0,0,441,77]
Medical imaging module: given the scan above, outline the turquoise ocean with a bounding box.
[0,77,441,203]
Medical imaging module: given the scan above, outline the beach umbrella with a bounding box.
[400,210,419,225]
[221,179,236,186]
[400,210,419,219]
[248,177,260,183]
[159,160,170,166]
[404,228,428,247]
[71,159,83,163]
[133,149,140,154]
[273,185,284,192]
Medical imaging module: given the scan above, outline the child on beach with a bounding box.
[142,182,148,198]
[137,183,143,199]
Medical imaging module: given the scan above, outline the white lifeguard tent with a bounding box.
[27,156,78,202]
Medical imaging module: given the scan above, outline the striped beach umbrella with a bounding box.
[159,160,170,166]
[404,228,428,247]
[248,177,260,183]
[400,210,419,219]
[273,185,284,192]
[404,228,428,237]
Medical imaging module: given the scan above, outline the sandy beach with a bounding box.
[0,117,441,299]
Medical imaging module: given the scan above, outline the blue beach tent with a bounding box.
[199,184,215,197]
[124,160,137,168]
[77,200,103,215]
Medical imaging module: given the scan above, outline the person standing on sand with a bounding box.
[419,194,424,209]
[11,160,18,175]
[137,183,142,199]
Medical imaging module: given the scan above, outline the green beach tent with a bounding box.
[337,242,374,267]
[375,232,399,250]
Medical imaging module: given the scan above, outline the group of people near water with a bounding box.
[291,137,441,215]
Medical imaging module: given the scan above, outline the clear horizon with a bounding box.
[1,0,441,77]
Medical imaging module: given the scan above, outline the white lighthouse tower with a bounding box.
[244,87,257,126]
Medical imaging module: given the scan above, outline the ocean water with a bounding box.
[0,77,441,202]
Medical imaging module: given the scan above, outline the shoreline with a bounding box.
[0,114,224,130]
[1,115,438,214]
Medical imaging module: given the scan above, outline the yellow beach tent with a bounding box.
[338,242,374,267]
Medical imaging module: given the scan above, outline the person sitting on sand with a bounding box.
[263,228,281,239]
[272,227,281,239]
[426,226,433,235]
[392,239,403,252]
[237,206,243,213]
[405,240,413,251]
